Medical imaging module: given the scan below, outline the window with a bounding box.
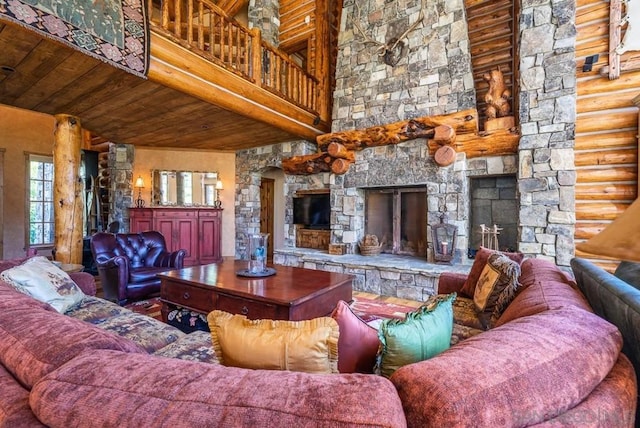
[28,154,54,246]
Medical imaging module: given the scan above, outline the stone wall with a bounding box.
[248,0,280,46]
[333,0,476,132]
[109,144,134,231]
[235,0,578,269]
[235,141,323,259]
[517,0,576,266]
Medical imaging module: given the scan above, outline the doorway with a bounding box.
[260,177,274,261]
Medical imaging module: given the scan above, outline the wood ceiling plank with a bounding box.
[80,92,199,141]
[80,81,173,123]
[0,39,75,104]
[32,64,120,114]
[12,51,102,110]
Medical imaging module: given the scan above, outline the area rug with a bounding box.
[0,0,149,77]
[125,295,420,326]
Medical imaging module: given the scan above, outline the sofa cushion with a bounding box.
[473,253,521,329]
[534,354,637,426]
[87,312,184,353]
[30,349,407,428]
[330,300,380,374]
[129,266,167,284]
[65,295,132,323]
[0,256,85,313]
[390,305,622,427]
[0,302,145,389]
[207,310,340,374]
[153,330,220,364]
[460,247,524,298]
[495,278,591,327]
[376,293,454,378]
[614,261,640,289]
[0,364,45,427]
[0,280,56,312]
[519,257,577,289]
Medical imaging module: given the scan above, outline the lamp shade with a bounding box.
[134,176,145,188]
[215,180,223,190]
[576,198,640,263]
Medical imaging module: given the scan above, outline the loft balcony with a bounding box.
[0,0,332,150]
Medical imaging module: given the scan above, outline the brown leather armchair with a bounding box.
[90,231,187,305]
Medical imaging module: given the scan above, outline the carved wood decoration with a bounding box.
[283,108,520,176]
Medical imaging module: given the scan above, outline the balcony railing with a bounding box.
[147,0,319,116]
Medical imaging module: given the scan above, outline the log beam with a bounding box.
[53,114,84,264]
[317,113,466,151]
[428,128,519,159]
[282,152,353,175]
[316,116,460,151]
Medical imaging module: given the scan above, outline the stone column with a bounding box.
[248,0,280,47]
[109,144,135,232]
[517,0,577,266]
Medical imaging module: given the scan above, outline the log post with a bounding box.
[250,27,262,84]
[53,114,84,264]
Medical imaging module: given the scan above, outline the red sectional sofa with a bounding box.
[0,257,636,427]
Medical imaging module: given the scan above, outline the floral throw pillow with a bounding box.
[0,256,85,313]
[473,253,521,329]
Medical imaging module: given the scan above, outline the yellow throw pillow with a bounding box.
[207,310,339,374]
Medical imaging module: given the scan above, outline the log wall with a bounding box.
[575,0,640,271]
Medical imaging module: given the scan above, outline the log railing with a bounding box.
[147,0,319,116]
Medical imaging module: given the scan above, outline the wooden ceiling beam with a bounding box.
[216,0,249,17]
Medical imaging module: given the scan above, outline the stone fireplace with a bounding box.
[235,0,577,299]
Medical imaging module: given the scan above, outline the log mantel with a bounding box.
[282,108,519,176]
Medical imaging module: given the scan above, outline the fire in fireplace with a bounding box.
[364,187,427,257]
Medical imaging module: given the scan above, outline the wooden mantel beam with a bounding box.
[316,109,476,151]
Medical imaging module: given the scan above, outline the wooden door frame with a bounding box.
[260,177,275,261]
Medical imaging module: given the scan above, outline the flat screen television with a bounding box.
[293,193,331,229]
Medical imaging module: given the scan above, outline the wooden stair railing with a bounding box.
[148,0,320,116]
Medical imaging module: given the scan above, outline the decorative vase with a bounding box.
[248,233,269,274]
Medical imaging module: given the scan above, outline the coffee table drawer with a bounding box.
[216,294,279,320]
[162,282,212,313]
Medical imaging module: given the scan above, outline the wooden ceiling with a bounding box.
[0,21,303,151]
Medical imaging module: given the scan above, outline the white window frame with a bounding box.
[26,153,55,250]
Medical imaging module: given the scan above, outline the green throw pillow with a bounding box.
[375,293,455,378]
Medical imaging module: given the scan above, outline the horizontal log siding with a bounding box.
[575,0,639,271]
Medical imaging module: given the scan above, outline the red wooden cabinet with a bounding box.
[129,207,222,266]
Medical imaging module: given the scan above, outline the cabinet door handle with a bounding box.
[241,306,249,315]
[183,292,190,300]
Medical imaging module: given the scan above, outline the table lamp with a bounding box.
[576,198,640,263]
[214,179,223,208]
[134,176,145,208]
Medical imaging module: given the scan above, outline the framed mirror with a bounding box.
[151,170,219,206]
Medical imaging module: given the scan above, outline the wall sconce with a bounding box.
[214,179,223,208]
[134,176,145,208]
[431,212,458,264]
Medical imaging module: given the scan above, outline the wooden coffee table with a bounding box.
[158,260,353,322]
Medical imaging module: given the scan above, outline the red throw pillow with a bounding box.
[460,247,524,298]
[331,300,380,373]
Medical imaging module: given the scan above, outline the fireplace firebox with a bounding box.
[365,187,427,257]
